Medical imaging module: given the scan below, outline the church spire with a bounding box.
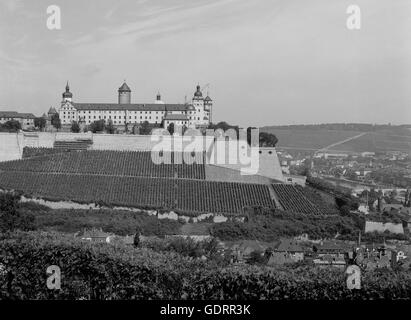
[62,81,73,101]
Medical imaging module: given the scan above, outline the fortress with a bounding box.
[56,82,212,131]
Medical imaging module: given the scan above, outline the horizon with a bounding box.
[0,0,410,127]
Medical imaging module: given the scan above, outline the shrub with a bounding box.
[1,231,411,300]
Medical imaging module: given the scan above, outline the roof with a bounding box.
[164,114,189,121]
[204,96,212,102]
[18,113,36,119]
[48,107,57,114]
[118,82,131,92]
[315,241,352,252]
[0,111,35,119]
[276,239,305,252]
[72,103,191,112]
[0,111,19,118]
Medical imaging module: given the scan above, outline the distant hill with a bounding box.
[261,124,411,153]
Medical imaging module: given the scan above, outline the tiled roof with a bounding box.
[164,114,189,121]
[118,82,131,92]
[18,113,36,119]
[72,103,191,112]
[0,111,19,118]
[0,111,35,119]
[276,239,304,252]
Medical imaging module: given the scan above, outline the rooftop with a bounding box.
[163,114,189,121]
[72,103,192,112]
[0,111,35,119]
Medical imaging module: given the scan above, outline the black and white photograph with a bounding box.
[0,0,410,314]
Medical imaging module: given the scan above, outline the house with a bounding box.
[268,239,307,265]
[312,241,352,267]
[355,245,397,270]
[0,111,36,130]
[224,240,270,263]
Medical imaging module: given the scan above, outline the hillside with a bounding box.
[0,150,332,216]
[261,124,411,153]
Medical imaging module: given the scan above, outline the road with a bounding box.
[317,132,367,152]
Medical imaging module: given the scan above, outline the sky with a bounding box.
[0,0,410,127]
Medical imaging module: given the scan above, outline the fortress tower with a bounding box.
[118,81,131,104]
[62,81,73,102]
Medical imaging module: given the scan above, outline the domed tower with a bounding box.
[118,81,131,104]
[62,81,73,102]
[193,84,203,100]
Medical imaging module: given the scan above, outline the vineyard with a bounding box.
[1,150,206,180]
[1,231,411,300]
[271,184,326,215]
[53,140,93,151]
[22,147,66,158]
[0,149,337,216]
[0,171,276,215]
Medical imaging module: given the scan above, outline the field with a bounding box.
[261,127,411,153]
[327,132,411,153]
[0,149,336,216]
[261,128,361,150]
[271,184,328,215]
[4,150,206,180]
[0,171,276,215]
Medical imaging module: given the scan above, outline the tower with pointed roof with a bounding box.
[62,81,73,102]
[118,81,131,104]
[191,84,212,127]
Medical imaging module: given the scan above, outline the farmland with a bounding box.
[2,150,206,180]
[271,184,327,215]
[261,128,361,150]
[0,171,276,215]
[261,127,411,153]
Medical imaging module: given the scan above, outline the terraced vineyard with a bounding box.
[0,171,276,215]
[0,150,206,180]
[271,184,326,215]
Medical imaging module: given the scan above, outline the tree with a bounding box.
[89,120,105,133]
[51,113,61,131]
[0,120,21,132]
[105,120,115,134]
[259,132,278,147]
[167,122,175,135]
[71,121,80,133]
[247,250,267,265]
[0,193,35,232]
[340,205,351,216]
[133,226,142,248]
[34,117,46,131]
[140,121,151,135]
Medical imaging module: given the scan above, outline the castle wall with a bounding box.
[0,133,22,162]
